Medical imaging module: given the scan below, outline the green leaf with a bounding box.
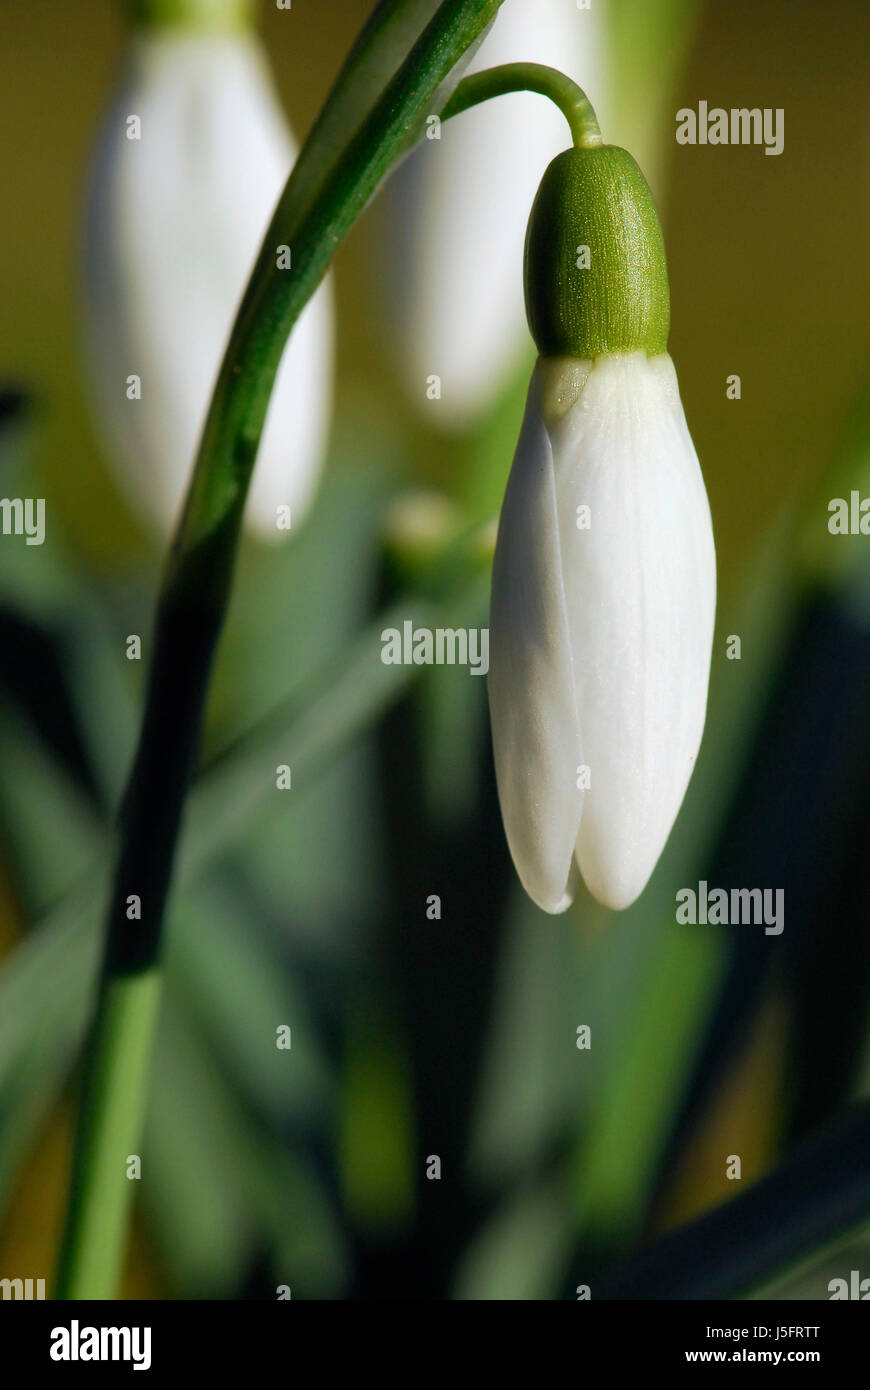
[453,1180,575,1301]
[167,884,329,1127]
[0,589,468,1211]
[141,991,264,1297]
[0,699,103,914]
[143,988,346,1298]
[594,1100,870,1299]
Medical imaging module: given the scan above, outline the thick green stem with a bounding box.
[53,975,161,1299]
[55,0,505,1301]
[442,62,602,149]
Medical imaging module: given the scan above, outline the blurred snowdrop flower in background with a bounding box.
[84,26,334,540]
[385,0,607,431]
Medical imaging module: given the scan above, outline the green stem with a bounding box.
[55,0,505,1300]
[54,975,161,1298]
[442,62,602,149]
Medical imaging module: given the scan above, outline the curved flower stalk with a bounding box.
[386,0,607,429]
[488,141,716,913]
[84,25,333,540]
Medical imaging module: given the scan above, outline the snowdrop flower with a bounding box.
[84,16,333,540]
[488,144,716,913]
[387,0,607,429]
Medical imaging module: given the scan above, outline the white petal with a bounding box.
[386,0,608,428]
[84,33,333,541]
[548,352,716,908]
[488,371,586,913]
